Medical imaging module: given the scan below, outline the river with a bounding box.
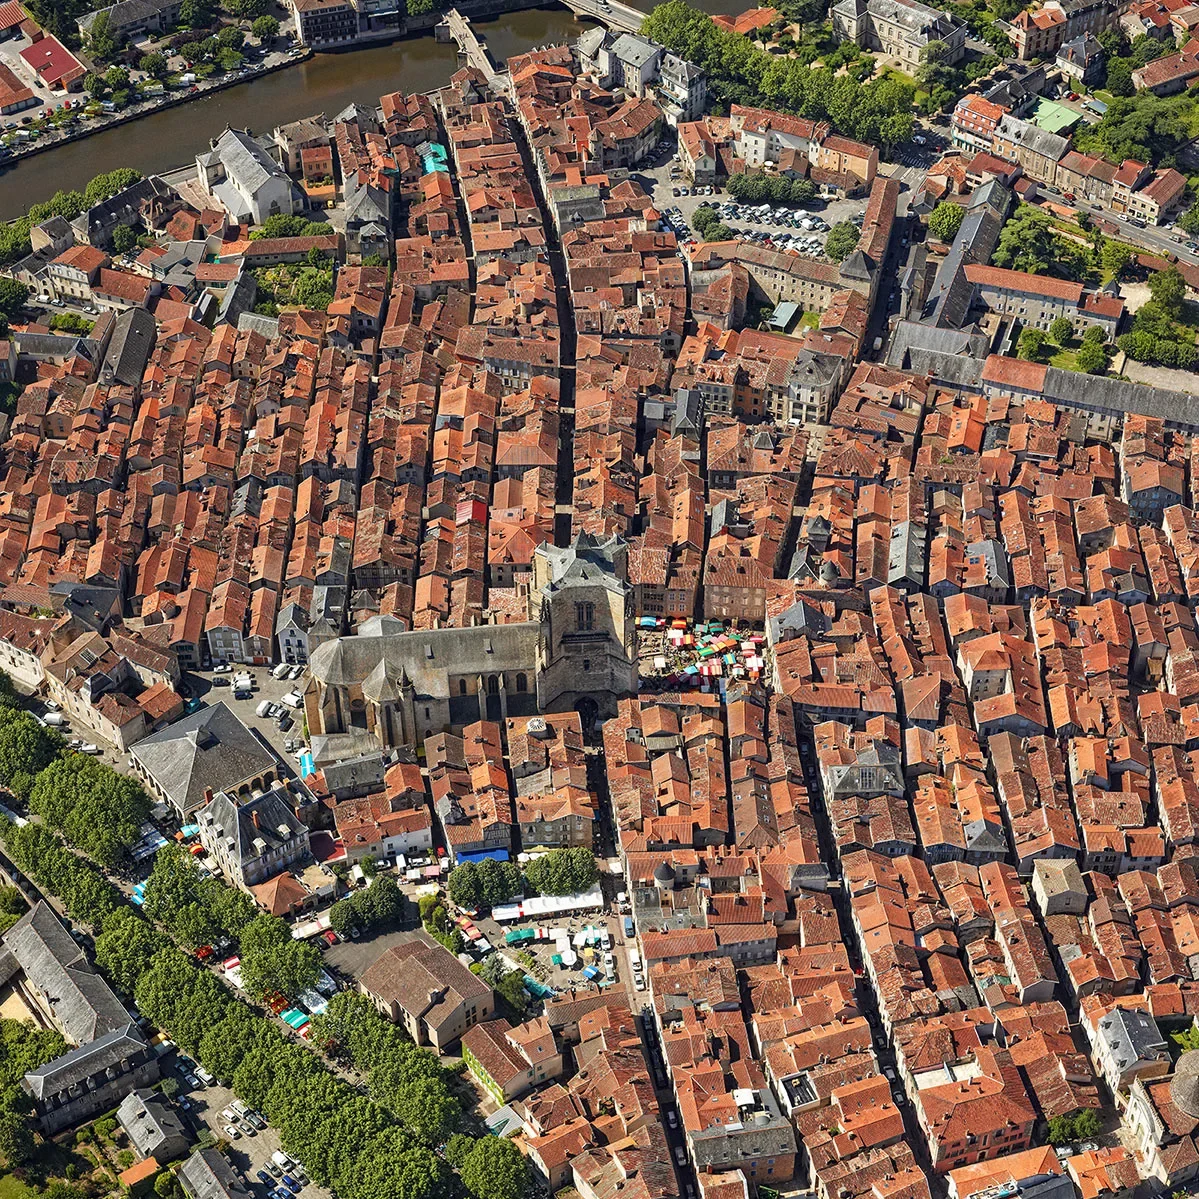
[0,0,741,220]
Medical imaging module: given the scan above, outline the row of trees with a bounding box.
[3,820,124,929]
[1,169,144,267]
[24,841,528,1199]
[525,847,599,897]
[641,0,915,150]
[251,214,335,240]
[142,843,257,949]
[0,1018,67,1163]
[329,872,403,936]
[446,858,522,911]
[725,173,817,205]
[1117,266,1197,370]
[29,754,151,867]
[692,205,732,243]
[446,848,598,912]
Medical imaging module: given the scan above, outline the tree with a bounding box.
[104,65,131,91]
[992,205,1058,275]
[252,14,279,37]
[1075,339,1107,374]
[84,71,106,97]
[1149,265,1186,318]
[456,1134,530,1199]
[217,47,243,70]
[1101,240,1133,280]
[389,1075,459,1145]
[198,1002,281,1083]
[525,848,598,896]
[329,898,357,937]
[927,202,963,243]
[111,223,138,254]
[139,51,169,79]
[1104,57,1134,95]
[0,280,29,322]
[447,861,482,910]
[238,913,321,1001]
[95,908,170,995]
[1018,328,1048,361]
[179,0,213,25]
[29,754,149,866]
[1072,1108,1101,1139]
[705,222,732,241]
[1050,316,1074,346]
[1046,1114,1074,1146]
[217,24,245,47]
[86,11,119,61]
[824,221,860,262]
[223,0,271,17]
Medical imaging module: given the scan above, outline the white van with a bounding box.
[280,691,303,709]
[255,700,273,719]
[272,662,291,680]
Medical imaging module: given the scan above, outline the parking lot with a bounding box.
[0,29,72,120]
[633,135,873,258]
[168,1051,326,1198]
[188,665,310,766]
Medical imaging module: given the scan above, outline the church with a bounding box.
[305,534,638,748]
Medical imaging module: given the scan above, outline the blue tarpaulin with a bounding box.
[456,848,510,863]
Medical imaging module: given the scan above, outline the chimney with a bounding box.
[203,787,213,804]
[252,810,260,830]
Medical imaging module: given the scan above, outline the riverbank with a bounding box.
[0,5,609,221]
[0,46,312,176]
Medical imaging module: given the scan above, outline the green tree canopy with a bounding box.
[1101,240,1133,280]
[1050,316,1074,346]
[927,201,964,242]
[456,1133,531,1199]
[28,756,150,866]
[992,205,1058,274]
[94,908,171,995]
[1149,265,1187,318]
[238,913,321,1001]
[252,14,279,37]
[139,51,169,78]
[1018,328,1048,361]
[525,847,598,896]
[824,221,860,261]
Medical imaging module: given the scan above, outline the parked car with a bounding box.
[222,1123,241,1140]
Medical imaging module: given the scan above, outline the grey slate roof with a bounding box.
[179,1148,253,1199]
[310,619,540,699]
[101,307,156,389]
[71,176,175,245]
[4,902,128,1045]
[1096,1007,1168,1071]
[131,701,278,817]
[118,1088,191,1161]
[24,1022,149,1100]
[922,182,1011,328]
[610,33,661,70]
[201,129,286,198]
[201,784,308,864]
[996,114,1069,162]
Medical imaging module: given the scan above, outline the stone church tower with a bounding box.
[532,533,638,720]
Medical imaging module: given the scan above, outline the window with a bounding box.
[583,659,591,671]
[576,601,595,631]
[515,672,528,692]
[458,679,467,695]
